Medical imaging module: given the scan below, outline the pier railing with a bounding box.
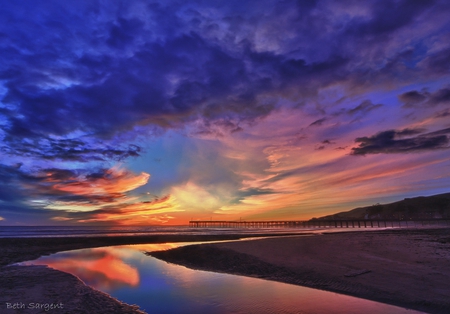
[189,219,450,228]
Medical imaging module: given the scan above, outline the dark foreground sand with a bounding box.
[150,228,450,314]
[1,229,450,313]
[0,232,296,314]
[0,265,144,314]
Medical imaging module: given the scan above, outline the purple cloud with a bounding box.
[351,128,450,155]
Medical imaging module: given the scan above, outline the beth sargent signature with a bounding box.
[6,302,63,311]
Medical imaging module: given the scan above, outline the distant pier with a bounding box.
[189,219,450,228]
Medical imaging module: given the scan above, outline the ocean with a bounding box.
[0,225,313,238]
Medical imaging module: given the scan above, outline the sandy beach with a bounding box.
[0,265,145,314]
[0,232,297,313]
[1,228,449,313]
[150,228,450,314]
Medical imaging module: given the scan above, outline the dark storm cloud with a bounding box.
[229,187,277,206]
[399,86,450,108]
[0,135,141,162]
[106,18,144,49]
[394,128,427,137]
[346,100,383,116]
[426,127,450,136]
[0,0,448,162]
[189,118,244,138]
[419,47,450,75]
[0,23,339,145]
[330,99,384,121]
[398,91,428,107]
[0,164,35,202]
[309,118,327,127]
[313,139,335,151]
[236,188,276,198]
[345,0,433,37]
[351,128,450,155]
[423,88,450,105]
[435,109,450,118]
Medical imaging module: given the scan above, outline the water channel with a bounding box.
[25,242,423,314]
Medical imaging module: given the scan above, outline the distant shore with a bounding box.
[150,228,450,314]
[0,232,302,314]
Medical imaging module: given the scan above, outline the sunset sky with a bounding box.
[1,0,449,225]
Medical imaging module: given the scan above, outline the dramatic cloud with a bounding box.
[42,167,150,203]
[0,136,141,162]
[399,86,450,108]
[51,195,178,225]
[309,118,327,127]
[398,91,428,108]
[1,0,449,152]
[0,164,167,224]
[0,164,37,202]
[351,128,450,155]
[346,100,383,116]
[1,0,450,224]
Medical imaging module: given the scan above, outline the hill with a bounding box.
[314,193,450,220]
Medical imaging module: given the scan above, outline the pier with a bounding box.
[189,219,450,228]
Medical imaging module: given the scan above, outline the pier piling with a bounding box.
[188,219,450,229]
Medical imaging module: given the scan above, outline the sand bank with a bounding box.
[0,265,144,314]
[150,228,450,314]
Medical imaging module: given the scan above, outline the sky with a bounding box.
[0,0,449,226]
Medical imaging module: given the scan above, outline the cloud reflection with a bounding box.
[25,247,139,291]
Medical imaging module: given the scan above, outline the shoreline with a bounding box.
[149,228,450,314]
[0,231,306,313]
[0,232,310,267]
[1,228,449,313]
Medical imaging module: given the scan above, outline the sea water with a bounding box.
[0,225,317,238]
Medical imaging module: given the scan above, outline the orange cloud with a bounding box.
[76,195,184,225]
[51,166,150,197]
[182,106,450,222]
[27,166,175,225]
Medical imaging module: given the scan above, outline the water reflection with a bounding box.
[26,243,423,314]
[24,247,140,290]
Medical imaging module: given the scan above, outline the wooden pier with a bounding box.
[189,219,450,229]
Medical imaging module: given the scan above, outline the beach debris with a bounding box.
[344,269,371,277]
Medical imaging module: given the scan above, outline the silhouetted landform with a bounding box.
[314,192,450,221]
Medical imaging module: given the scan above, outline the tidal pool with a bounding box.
[26,243,423,314]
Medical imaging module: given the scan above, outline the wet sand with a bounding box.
[0,232,296,313]
[0,265,144,314]
[150,228,450,314]
[2,229,449,313]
